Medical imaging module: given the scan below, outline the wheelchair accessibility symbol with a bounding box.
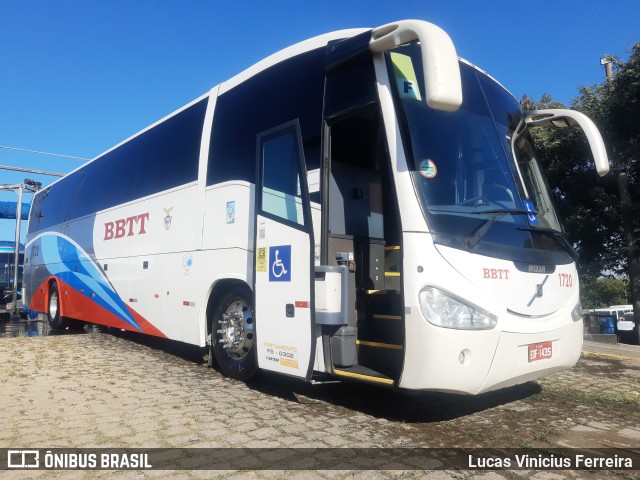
[523,199,539,224]
[269,245,291,282]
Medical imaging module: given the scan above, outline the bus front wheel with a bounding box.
[47,282,68,330]
[210,290,258,381]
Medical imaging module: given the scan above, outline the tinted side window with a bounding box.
[260,123,306,226]
[70,98,207,219]
[208,48,325,185]
[324,52,377,119]
[29,173,84,232]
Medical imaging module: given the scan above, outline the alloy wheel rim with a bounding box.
[218,301,254,359]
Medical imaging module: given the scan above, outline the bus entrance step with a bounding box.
[332,365,394,385]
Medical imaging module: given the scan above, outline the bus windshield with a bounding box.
[386,44,571,264]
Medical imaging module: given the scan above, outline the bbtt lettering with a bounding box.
[104,213,149,241]
[482,268,510,280]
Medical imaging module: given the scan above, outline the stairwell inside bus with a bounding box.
[323,97,405,385]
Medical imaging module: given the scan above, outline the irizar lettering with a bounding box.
[104,213,149,240]
[528,265,546,273]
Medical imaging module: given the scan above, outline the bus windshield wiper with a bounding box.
[469,209,532,215]
[465,209,533,250]
[517,226,579,261]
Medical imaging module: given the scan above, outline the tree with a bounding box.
[521,42,640,340]
[577,44,640,339]
[582,277,630,308]
[521,94,622,280]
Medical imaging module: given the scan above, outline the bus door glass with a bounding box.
[254,120,315,379]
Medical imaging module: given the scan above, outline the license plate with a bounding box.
[528,341,552,362]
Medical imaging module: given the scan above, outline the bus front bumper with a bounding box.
[476,320,583,394]
[399,318,583,395]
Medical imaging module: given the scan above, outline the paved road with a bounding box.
[0,330,638,478]
[584,339,640,360]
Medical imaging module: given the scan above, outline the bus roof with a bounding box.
[35,28,370,194]
[36,22,517,194]
[218,28,368,95]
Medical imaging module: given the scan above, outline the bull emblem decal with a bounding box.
[163,207,173,230]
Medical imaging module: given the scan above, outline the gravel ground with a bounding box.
[0,327,638,479]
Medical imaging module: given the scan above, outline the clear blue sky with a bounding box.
[1,0,638,242]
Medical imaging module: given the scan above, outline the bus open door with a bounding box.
[253,120,316,379]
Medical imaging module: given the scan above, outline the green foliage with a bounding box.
[520,43,640,333]
[522,96,622,278]
[581,277,629,309]
[520,43,640,284]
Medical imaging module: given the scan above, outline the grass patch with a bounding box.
[540,383,640,412]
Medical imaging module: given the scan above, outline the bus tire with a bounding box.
[47,282,68,330]
[210,289,257,381]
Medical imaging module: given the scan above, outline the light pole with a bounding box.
[600,56,613,81]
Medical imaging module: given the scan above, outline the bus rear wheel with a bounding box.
[211,290,257,381]
[47,282,68,330]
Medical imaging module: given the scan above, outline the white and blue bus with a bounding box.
[24,20,609,394]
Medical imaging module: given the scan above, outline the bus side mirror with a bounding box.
[370,20,463,112]
[524,109,610,177]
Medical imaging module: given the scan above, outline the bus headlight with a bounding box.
[571,301,583,322]
[419,287,497,330]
